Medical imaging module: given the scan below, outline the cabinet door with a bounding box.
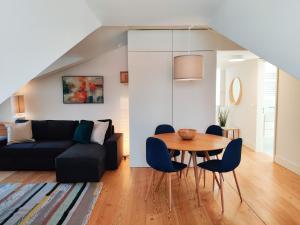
[128,30,172,52]
[128,52,172,167]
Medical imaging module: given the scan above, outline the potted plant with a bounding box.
[218,107,229,127]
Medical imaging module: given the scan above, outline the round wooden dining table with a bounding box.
[153,132,230,205]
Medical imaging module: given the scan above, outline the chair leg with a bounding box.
[186,154,192,176]
[192,152,200,206]
[221,173,224,182]
[197,168,203,187]
[233,170,242,202]
[145,170,154,201]
[180,151,185,178]
[219,172,224,213]
[213,172,215,191]
[168,173,172,211]
[204,152,221,189]
[216,155,224,182]
[169,150,175,157]
[155,172,165,192]
[203,158,206,188]
[213,172,221,189]
[173,156,180,178]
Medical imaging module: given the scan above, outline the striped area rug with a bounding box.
[0,182,102,225]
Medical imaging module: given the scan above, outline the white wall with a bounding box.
[1,46,129,155]
[129,30,242,167]
[221,60,259,149]
[0,0,101,104]
[275,70,300,175]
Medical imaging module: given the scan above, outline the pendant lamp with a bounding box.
[174,55,203,80]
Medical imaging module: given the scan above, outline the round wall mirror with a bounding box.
[230,77,242,105]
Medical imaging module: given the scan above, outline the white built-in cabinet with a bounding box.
[128,52,173,167]
[128,30,241,167]
[128,30,172,52]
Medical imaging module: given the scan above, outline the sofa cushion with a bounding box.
[56,143,106,182]
[0,140,74,158]
[15,119,48,140]
[73,120,94,144]
[5,121,34,145]
[98,119,113,141]
[47,120,78,140]
[91,121,109,145]
[57,143,105,160]
[1,142,36,152]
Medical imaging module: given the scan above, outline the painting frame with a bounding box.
[62,75,104,104]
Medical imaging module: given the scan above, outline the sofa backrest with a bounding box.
[47,120,79,140]
[16,119,113,141]
[16,120,79,141]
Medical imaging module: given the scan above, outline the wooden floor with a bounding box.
[0,148,300,225]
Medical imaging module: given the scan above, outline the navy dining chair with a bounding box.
[197,138,243,213]
[186,125,224,186]
[155,124,181,159]
[145,137,187,211]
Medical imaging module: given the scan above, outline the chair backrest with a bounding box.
[222,138,243,171]
[155,124,175,135]
[206,125,223,136]
[146,137,175,172]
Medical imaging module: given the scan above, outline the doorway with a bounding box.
[257,61,278,156]
[216,51,278,158]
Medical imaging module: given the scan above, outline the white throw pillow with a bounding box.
[90,121,109,145]
[5,121,34,145]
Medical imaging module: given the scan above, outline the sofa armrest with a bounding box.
[104,133,123,170]
[0,136,7,148]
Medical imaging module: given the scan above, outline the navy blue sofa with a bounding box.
[0,120,123,182]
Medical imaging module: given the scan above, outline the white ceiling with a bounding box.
[217,50,259,67]
[86,0,220,26]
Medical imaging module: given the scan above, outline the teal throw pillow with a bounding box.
[73,120,94,144]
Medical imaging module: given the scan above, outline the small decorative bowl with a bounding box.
[178,129,197,140]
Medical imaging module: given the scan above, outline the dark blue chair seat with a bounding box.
[198,159,232,173]
[171,161,187,172]
[155,124,180,158]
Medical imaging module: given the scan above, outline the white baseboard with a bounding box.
[242,138,256,151]
[130,162,148,168]
[275,155,300,175]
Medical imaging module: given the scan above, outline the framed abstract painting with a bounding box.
[62,76,104,104]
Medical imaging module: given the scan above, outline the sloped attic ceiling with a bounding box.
[211,0,300,79]
[38,27,128,77]
[85,0,300,80]
[0,0,101,104]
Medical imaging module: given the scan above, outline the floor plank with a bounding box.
[0,147,299,225]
